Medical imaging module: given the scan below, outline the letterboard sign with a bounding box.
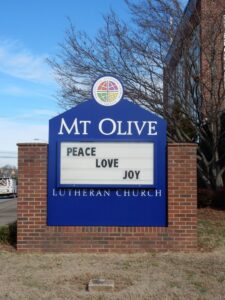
[48,76,167,226]
[60,142,154,186]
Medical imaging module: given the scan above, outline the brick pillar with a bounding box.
[17,143,197,252]
[17,143,48,252]
[167,144,197,251]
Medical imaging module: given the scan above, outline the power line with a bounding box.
[0,156,17,158]
[0,151,17,154]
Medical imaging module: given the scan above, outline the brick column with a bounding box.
[17,143,197,252]
[167,144,197,251]
[17,143,48,252]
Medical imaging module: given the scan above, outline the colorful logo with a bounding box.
[92,76,123,106]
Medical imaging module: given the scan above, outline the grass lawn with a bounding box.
[198,208,225,251]
[0,208,225,300]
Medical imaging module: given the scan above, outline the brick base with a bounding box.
[17,143,197,252]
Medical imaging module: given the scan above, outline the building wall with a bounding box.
[164,0,225,112]
[17,143,197,253]
[200,0,225,112]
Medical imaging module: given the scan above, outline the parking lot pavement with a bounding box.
[0,198,17,226]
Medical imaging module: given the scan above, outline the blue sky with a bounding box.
[0,0,187,166]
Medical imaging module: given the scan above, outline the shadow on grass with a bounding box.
[0,222,17,248]
[198,188,225,209]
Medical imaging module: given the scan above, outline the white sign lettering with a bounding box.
[58,118,91,135]
[60,142,154,185]
[58,118,158,136]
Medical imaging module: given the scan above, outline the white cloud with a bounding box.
[0,109,64,165]
[11,109,58,121]
[0,39,53,84]
[1,85,32,97]
[0,84,57,102]
[0,116,50,166]
[0,117,48,153]
[32,109,58,117]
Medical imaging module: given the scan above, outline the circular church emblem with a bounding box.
[92,76,123,106]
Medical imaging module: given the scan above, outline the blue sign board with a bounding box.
[48,77,167,226]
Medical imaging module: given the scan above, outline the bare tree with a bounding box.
[49,0,183,110]
[0,165,18,179]
[165,0,225,190]
[49,0,225,191]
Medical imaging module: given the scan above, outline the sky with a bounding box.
[0,0,188,167]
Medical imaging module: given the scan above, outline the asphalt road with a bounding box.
[0,197,17,226]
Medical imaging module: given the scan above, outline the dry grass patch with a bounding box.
[0,208,224,299]
[0,251,225,299]
[198,208,225,251]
